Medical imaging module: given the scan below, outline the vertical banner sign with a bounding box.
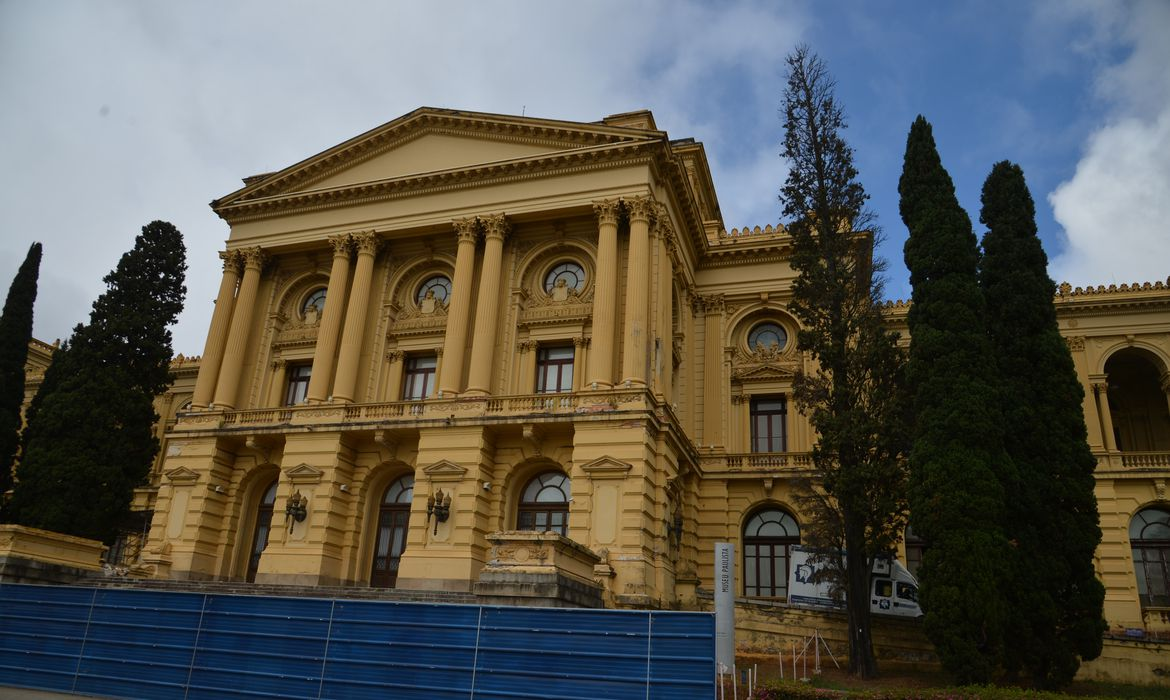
[714,542,735,667]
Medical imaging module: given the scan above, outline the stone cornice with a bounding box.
[221,110,648,203]
[214,140,660,224]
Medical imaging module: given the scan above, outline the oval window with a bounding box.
[544,262,586,293]
[748,322,787,351]
[417,275,452,305]
[302,288,326,316]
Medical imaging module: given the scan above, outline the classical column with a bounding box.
[305,235,353,403]
[587,200,620,388]
[621,196,654,387]
[384,350,405,401]
[211,247,266,410]
[517,340,538,393]
[268,359,288,406]
[572,336,589,392]
[657,212,675,401]
[438,218,479,396]
[701,294,725,448]
[331,232,381,404]
[465,214,510,396]
[1093,382,1119,452]
[191,251,242,409]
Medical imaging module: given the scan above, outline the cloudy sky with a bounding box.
[2,0,1167,356]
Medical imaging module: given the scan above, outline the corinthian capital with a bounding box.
[327,234,352,257]
[241,247,268,271]
[593,199,620,227]
[453,217,480,244]
[624,195,656,223]
[692,293,724,314]
[481,213,511,242]
[351,231,381,256]
[219,250,244,274]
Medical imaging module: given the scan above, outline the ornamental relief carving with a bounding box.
[1065,336,1086,352]
[730,344,799,381]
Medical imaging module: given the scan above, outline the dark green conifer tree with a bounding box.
[899,116,1015,683]
[9,221,185,542]
[978,161,1105,688]
[0,242,43,514]
[781,45,910,679]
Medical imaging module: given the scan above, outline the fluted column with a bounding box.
[191,251,242,409]
[587,200,620,389]
[438,218,479,396]
[465,215,510,396]
[701,294,725,448]
[621,196,654,387]
[1093,381,1118,452]
[305,235,353,404]
[212,248,266,410]
[331,232,381,403]
[268,359,288,406]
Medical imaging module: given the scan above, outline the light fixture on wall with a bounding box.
[285,491,307,532]
[427,488,452,535]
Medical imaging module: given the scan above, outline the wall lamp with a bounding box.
[285,491,307,532]
[427,488,452,535]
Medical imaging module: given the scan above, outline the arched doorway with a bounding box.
[743,507,800,599]
[1105,350,1170,451]
[246,480,278,583]
[370,474,414,588]
[1131,506,1170,609]
[517,471,570,536]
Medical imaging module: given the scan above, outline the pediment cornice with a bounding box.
[214,139,660,224]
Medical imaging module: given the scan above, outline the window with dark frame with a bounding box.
[750,396,787,452]
[743,508,800,599]
[284,364,312,406]
[246,480,279,583]
[517,471,570,536]
[370,474,414,588]
[1131,507,1170,608]
[402,355,437,400]
[536,346,574,393]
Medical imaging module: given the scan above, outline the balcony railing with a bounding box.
[1119,452,1170,469]
[701,451,813,473]
[175,389,652,432]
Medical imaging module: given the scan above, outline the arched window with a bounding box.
[302,288,327,316]
[743,508,800,598]
[246,480,279,583]
[1131,506,1170,608]
[544,262,586,293]
[371,474,414,588]
[417,275,452,305]
[748,322,787,351]
[517,471,570,536]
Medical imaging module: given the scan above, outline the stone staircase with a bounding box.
[82,575,477,605]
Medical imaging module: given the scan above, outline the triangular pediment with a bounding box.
[580,456,633,479]
[285,463,324,484]
[731,364,797,381]
[422,460,468,482]
[164,467,200,484]
[215,108,660,211]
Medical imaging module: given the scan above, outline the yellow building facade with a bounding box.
[46,108,1166,633]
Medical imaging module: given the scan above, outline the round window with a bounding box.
[544,262,586,293]
[748,322,787,351]
[302,288,326,315]
[417,275,452,305]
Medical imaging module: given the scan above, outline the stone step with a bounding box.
[82,575,477,605]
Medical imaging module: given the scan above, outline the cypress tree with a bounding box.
[0,242,43,513]
[899,116,1015,683]
[978,161,1105,687]
[781,45,910,678]
[9,221,185,542]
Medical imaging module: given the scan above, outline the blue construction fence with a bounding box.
[0,583,715,699]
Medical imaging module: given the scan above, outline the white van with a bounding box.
[788,545,923,619]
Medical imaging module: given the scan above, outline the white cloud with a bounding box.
[0,0,807,354]
[1047,0,1170,286]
